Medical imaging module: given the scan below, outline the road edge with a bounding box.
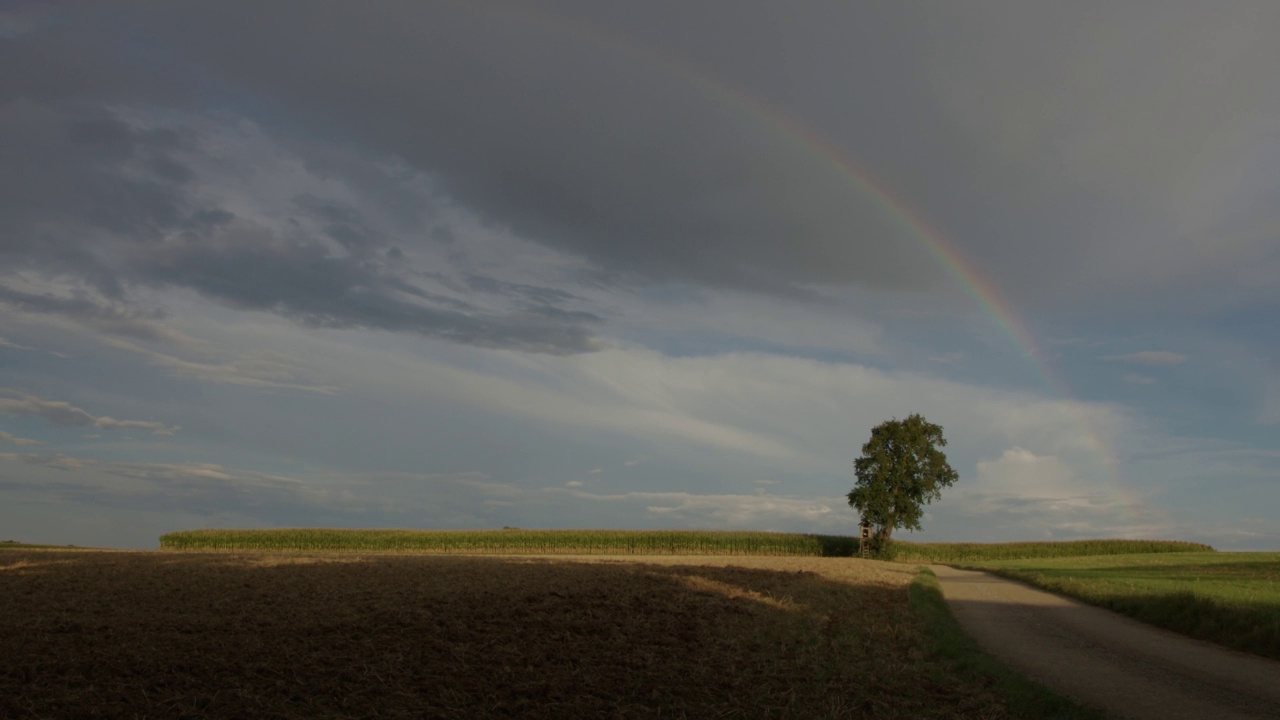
[909,566,1110,719]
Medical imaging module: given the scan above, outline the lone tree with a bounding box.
[848,414,958,551]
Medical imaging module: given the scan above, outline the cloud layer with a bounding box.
[1,3,1277,550]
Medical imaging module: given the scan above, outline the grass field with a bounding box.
[890,539,1213,563]
[961,552,1280,661]
[0,549,1100,719]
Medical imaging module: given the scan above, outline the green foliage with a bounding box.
[871,539,898,561]
[848,414,957,548]
[890,539,1214,563]
[158,528,862,556]
[961,551,1280,660]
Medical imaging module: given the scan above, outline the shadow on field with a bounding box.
[0,551,1010,719]
[813,535,859,556]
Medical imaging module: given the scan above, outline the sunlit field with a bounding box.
[0,549,1096,719]
[963,552,1280,660]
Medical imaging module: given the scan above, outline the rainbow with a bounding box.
[484,2,1146,528]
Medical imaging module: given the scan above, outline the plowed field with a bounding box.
[3,551,1016,719]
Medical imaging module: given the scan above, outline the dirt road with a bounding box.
[932,566,1280,719]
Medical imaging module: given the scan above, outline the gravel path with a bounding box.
[931,566,1280,719]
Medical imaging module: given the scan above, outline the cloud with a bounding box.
[126,218,604,354]
[970,447,1083,502]
[951,447,1171,539]
[558,488,843,528]
[6,1,1277,370]
[0,452,345,516]
[102,337,338,394]
[0,389,178,436]
[564,480,583,488]
[94,417,179,436]
[0,93,605,355]
[1103,351,1187,366]
[0,449,850,533]
[0,281,338,392]
[37,1,1278,314]
[123,2,952,299]
[0,431,42,446]
[0,285,188,344]
[1261,378,1280,425]
[311,337,1138,487]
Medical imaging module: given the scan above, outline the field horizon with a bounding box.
[153,527,1219,561]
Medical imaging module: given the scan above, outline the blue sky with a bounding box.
[1,1,1277,549]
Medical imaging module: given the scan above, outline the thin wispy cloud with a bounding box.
[1103,351,1188,366]
[1124,373,1157,385]
[0,390,178,436]
[0,431,42,446]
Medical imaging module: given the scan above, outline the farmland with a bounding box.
[159,527,1207,560]
[159,528,860,555]
[0,549,1098,719]
[961,552,1280,660]
[888,539,1213,563]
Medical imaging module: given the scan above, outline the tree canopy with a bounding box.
[847,414,958,549]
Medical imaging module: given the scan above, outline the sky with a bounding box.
[1,1,1278,550]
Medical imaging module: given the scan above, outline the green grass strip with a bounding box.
[891,539,1213,563]
[961,553,1280,662]
[909,567,1108,720]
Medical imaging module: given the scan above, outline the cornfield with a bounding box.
[158,528,861,556]
[158,529,1212,560]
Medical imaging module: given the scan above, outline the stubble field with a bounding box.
[2,549,1046,719]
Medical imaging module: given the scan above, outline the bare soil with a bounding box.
[932,565,1280,720]
[3,550,1013,719]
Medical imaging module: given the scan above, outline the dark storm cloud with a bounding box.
[128,222,603,353]
[128,1,943,296]
[291,195,379,254]
[465,275,592,313]
[0,17,605,354]
[0,13,183,106]
[7,0,1280,333]
[136,0,1280,311]
[0,101,188,295]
